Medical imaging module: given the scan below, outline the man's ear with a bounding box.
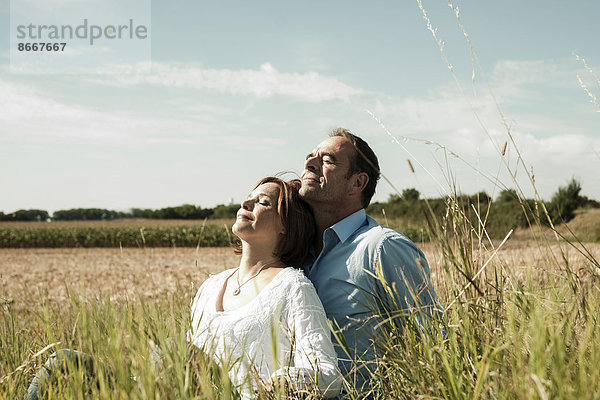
[349,172,369,195]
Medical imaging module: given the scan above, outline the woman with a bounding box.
[188,177,341,398]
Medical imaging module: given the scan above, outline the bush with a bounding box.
[53,208,125,221]
[548,178,583,223]
[211,204,239,219]
[0,209,50,222]
[401,188,420,201]
[496,189,519,203]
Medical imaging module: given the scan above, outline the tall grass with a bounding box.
[342,198,600,399]
[1,290,243,399]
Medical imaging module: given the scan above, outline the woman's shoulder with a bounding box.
[276,268,326,316]
[213,267,237,278]
[204,268,237,282]
[199,268,235,284]
[193,268,234,296]
[278,267,311,285]
[275,268,319,297]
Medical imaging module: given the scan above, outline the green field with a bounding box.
[0,223,237,248]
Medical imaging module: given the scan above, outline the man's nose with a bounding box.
[304,155,319,172]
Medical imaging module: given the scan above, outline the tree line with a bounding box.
[366,178,598,238]
[0,203,239,222]
[2,179,597,227]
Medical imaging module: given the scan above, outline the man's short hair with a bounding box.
[331,128,381,208]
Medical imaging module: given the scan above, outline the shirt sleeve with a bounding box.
[375,233,442,328]
[271,280,342,398]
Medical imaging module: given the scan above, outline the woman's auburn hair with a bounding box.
[234,176,316,269]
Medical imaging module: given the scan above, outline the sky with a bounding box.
[1,0,599,214]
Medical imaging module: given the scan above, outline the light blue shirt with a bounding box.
[304,209,441,388]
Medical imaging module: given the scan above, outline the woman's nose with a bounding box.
[241,198,253,210]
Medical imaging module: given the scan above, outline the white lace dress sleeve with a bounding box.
[272,275,342,397]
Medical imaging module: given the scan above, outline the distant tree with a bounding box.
[53,208,124,221]
[154,204,212,219]
[211,204,239,219]
[401,188,420,202]
[154,206,177,219]
[548,178,583,223]
[129,205,215,220]
[497,189,519,203]
[5,209,50,221]
[130,208,155,219]
[578,195,600,209]
[387,193,401,203]
[175,204,201,219]
[472,191,491,204]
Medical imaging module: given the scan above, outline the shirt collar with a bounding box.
[328,209,367,244]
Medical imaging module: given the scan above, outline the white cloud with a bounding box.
[17,0,103,4]
[370,90,504,140]
[365,58,600,198]
[370,58,596,145]
[0,78,293,151]
[90,62,360,102]
[506,131,600,161]
[487,58,590,103]
[0,79,145,142]
[490,59,566,86]
[0,79,216,145]
[372,88,600,163]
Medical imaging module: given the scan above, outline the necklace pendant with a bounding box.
[232,259,279,298]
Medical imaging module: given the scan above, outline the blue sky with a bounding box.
[1,0,599,214]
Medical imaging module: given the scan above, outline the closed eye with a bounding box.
[257,197,271,206]
[322,155,337,165]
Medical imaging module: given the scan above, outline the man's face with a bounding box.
[299,136,356,206]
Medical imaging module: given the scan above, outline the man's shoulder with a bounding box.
[357,215,423,254]
[357,215,409,242]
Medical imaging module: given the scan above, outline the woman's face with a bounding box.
[232,182,285,244]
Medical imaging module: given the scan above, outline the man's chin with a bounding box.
[299,185,317,199]
[299,187,326,204]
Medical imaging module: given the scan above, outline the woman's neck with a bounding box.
[238,242,281,276]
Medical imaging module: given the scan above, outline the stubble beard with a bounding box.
[299,182,326,205]
[300,178,349,207]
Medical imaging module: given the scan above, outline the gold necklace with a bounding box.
[233,259,280,296]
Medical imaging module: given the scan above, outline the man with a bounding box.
[299,128,442,390]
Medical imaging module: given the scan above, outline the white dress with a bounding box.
[188,267,341,399]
